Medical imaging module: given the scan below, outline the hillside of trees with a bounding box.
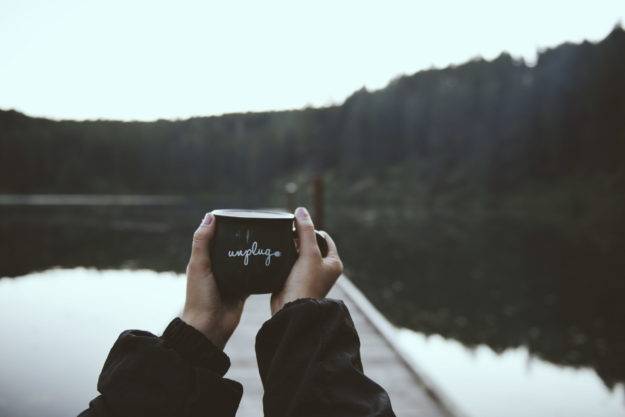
[1,27,624,204]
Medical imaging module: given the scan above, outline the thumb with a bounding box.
[295,207,320,257]
[189,212,215,269]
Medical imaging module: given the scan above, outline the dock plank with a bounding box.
[224,276,456,417]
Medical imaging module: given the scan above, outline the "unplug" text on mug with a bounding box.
[227,241,282,266]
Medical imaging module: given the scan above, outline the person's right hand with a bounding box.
[270,207,343,315]
[181,212,246,349]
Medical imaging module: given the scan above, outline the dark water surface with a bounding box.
[1,200,624,416]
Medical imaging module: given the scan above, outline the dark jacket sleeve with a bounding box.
[255,298,396,417]
[78,318,242,417]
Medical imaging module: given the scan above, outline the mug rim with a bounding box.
[212,208,294,220]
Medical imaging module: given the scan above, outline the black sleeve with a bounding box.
[255,298,396,417]
[78,318,242,417]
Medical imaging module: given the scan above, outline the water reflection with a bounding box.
[1,202,624,414]
[0,205,196,277]
[397,330,625,417]
[1,268,623,417]
[329,207,625,390]
[0,269,185,417]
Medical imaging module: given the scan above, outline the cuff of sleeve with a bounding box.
[279,297,317,312]
[276,297,342,317]
[162,318,231,376]
[258,297,351,343]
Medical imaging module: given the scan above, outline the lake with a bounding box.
[0,199,623,417]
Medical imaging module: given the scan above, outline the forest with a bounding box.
[1,26,623,207]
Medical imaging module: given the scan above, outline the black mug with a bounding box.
[209,209,328,296]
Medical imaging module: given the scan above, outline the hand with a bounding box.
[181,213,246,349]
[271,207,343,315]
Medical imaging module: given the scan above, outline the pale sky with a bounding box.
[1,0,623,121]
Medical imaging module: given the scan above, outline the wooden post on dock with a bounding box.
[285,182,298,213]
[312,175,324,230]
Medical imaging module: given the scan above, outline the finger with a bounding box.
[319,230,339,260]
[294,207,320,257]
[320,231,343,273]
[189,212,215,268]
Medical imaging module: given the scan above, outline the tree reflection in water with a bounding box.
[1,203,623,389]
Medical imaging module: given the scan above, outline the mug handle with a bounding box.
[292,228,329,257]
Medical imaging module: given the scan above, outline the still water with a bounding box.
[0,269,183,417]
[0,201,624,417]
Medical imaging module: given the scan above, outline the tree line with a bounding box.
[1,27,623,202]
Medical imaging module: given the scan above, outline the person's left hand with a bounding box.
[181,212,246,349]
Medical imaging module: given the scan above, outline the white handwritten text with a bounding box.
[227,241,282,266]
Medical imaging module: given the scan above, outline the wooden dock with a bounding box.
[225,275,461,417]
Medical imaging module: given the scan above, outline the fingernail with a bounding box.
[201,213,213,226]
[295,207,309,220]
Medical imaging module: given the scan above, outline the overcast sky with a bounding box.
[1,0,623,121]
